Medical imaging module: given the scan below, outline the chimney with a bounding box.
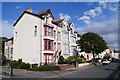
[26,8,32,13]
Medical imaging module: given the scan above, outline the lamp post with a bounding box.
[73,48,78,67]
[92,44,95,65]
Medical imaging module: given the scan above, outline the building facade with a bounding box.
[13,9,79,65]
[4,37,13,60]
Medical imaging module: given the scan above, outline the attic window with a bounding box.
[34,26,37,36]
[15,32,17,38]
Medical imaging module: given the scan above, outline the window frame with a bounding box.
[44,39,53,51]
[44,26,53,37]
[34,26,37,36]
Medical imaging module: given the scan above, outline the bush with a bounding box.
[19,62,30,69]
[10,59,30,69]
[27,65,61,71]
[68,56,75,62]
[103,54,110,60]
[10,60,20,68]
[82,58,87,63]
[77,57,87,63]
[94,58,101,63]
[58,56,65,64]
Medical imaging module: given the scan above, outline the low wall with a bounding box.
[78,63,90,67]
[59,65,75,70]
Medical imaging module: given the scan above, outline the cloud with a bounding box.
[95,7,102,14]
[99,1,107,9]
[16,6,21,9]
[2,20,13,38]
[59,13,71,21]
[78,16,91,24]
[79,6,103,24]
[76,15,118,49]
[107,3,118,12]
[3,20,9,23]
[99,2,118,12]
[84,9,97,18]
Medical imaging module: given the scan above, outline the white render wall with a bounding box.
[4,40,13,60]
[13,13,42,64]
[13,12,79,64]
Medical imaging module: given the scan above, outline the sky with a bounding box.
[1,2,118,49]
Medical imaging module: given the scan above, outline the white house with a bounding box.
[13,9,79,65]
[4,37,13,60]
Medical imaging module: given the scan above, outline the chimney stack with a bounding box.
[26,8,32,13]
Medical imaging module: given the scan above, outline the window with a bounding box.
[44,39,53,51]
[48,40,52,50]
[58,43,61,51]
[64,32,69,42]
[44,54,53,64]
[34,26,37,36]
[64,44,69,53]
[54,43,56,50]
[44,26,53,37]
[11,48,13,54]
[58,32,61,40]
[6,49,7,54]
[54,30,56,39]
[15,32,17,38]
[8,47,9,53]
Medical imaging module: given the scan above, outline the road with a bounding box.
[48,61,120,79]
[3,61,120,80]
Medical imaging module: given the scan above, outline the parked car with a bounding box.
[111,58,118,62]
[102,59,110,65]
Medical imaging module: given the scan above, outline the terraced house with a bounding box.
[13,9,80,65]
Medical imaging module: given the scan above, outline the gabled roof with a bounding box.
[7,37,13,41]
[13,11,44,26]
[52,18,64,24]
[37,9,54,19]
[68,22,73,27]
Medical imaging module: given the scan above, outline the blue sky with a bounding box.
[1,2,118,49]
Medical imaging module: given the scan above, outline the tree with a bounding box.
[103,53,110,60]
[77,32,108,63]
[58,55,65,64]
[0,37,8,53]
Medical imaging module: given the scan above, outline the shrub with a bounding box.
[94,58,101,63]
[103,54,110,60]
[19,62,30,69]
[10,60,20,68]
[82,58,87,63]
[58,56,65,64]
[64,59,70,64]
[68,56,75,62]
[76,57,87,63]
[10,59,30,69]
[27,65,61,71]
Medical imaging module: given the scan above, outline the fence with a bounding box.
[2,66,13,77]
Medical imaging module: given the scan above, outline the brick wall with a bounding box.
[59,65,75,70]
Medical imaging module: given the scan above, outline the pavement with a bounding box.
[2,63,95,78]
[2,61,120,80]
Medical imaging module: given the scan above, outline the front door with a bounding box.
[44,53,53,65]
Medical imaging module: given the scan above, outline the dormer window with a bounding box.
[34,26,37,36]
[46,14,52,24]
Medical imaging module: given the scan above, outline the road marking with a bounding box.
[47,71,78,78]
[113,68,120,80]
[47,65,95,78]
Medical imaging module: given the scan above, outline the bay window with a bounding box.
[44,26,53,37]
[44,39,53,51]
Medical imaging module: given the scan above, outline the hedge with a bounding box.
[27,65,61,71]
[19,62,30,69]
[10,60,30,69]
